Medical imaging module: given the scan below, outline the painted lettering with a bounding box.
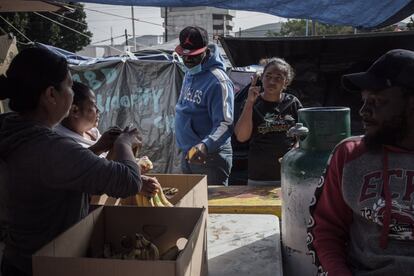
[360,171,381,202]
[120,95,131,108]
[153,114,175,133]
[152,88,164,113]
[72,74,81,83]
[388,169,403,199]
[101,68,118,84]
[84,71,103,90]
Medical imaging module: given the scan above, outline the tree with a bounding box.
[0,2,91,52]
[267,19,398,37]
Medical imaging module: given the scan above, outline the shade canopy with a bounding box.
[69,0,414,29]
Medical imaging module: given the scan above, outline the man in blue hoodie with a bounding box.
[175,26,234,185]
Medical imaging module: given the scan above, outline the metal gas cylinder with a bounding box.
[281,107,350,276]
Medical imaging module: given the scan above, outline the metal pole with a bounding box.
[125,29,128,46]
[312,20,316,36]
[131,6,136,51]
[110,26,114,46]
[305,19,309,36]
[164,7,168,42]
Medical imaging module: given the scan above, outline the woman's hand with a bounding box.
[114,126,142,154]
[93,127,122,153]
[140,175,161,197]
[247,73,261,104]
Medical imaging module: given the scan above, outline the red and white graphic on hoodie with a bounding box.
[360,169,414,240]
[307,136,414,276]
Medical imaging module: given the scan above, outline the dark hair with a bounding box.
[72,81,92,107]
[262,57,295,85]
[0,47,68,112]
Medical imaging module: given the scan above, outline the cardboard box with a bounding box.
[33,206,207,276]
[92,174,208,209]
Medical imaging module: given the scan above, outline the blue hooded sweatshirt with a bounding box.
[175,44,234,154]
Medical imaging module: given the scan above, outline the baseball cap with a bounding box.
[175,26,208,56]
[342,49,414,92]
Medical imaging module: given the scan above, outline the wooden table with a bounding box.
[207,214,282,276]
[208,186,282,218]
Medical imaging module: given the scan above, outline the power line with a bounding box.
[33,12,125,54]
[91,33,130,44]
[0,15,33,43]
[64,2,164,28]
[48,11,88,26]
[34,12,91,39]
[49,10,131,43]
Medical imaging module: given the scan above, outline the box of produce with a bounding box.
[33,206,207,276]
[92,174,208,210]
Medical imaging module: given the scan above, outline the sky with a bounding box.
[82,3,285,45]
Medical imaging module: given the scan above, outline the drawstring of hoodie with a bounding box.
[380,146,392,249]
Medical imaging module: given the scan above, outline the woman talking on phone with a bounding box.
[234,58,302,186]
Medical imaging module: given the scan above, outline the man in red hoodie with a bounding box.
[308,49,414,276]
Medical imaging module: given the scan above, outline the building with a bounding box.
[77,35,164,58]
[125,35,164,48]
[77,44,135,58]
[161,7,235,41]
[236,23,283,37]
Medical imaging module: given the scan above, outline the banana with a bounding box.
[134,248,141,259]
[153,193,165,207]
[141,195,150,207]
[158,189,174,207]
[106,233,160,261]
[163,187,179,196]
[135,234,144,248]
[142,248,150,260]
[149,243,160,260]
[135,194,144,206]
[140,235,151,247]
[127,250,135,260]
[148,196,155,207]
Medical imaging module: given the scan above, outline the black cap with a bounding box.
[342,49,414,92]
[175,26,208,56]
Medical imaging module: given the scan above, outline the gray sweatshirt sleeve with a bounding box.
[39,135,141,198]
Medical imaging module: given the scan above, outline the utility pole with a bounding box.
[110,26,114,46]
[239,27,241,37]
[131,6,136,51]
[125,29,128,46]
[305,19,309,36]
[164,7,168,43]
[312,20,317,36]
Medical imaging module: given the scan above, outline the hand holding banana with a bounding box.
[186,143,207,165]
[136,177,173,207]
[140,175,161,197]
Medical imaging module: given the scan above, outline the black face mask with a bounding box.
[182,51,208,69]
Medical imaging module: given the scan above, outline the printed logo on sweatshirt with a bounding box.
[257,112,293,134]
[182,87,203,104]
[359,169,414,240]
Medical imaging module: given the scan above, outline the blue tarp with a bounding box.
[36,43,92,65]
[67,0,414,29]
